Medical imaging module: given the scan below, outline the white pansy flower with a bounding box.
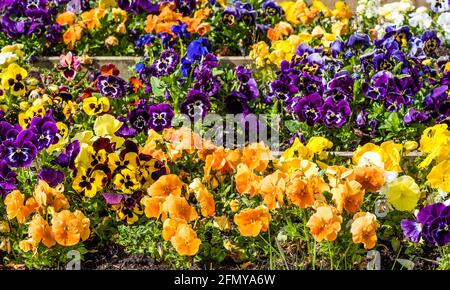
[427,0,450,13]
[409,8,433,29]
[358,151,385,168]
[0,52,18,67]
[437,12,450,41]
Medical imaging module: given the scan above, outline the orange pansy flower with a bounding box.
[235,164,262,197]
[306,205,342,242]
[189,179,215,217]
[325,165,349,188]
[332,180,365,214]
[241,142,272,172]
[163,195,198,222]
[141,196,167,219]
[80,8,106,31]
[63,24,83,49]
[259,170,287,210]
[162,217,187,241]
[286,171,314,208]
[350,212,379,249]
[353,166,385,193]
[56,11,77,26]
[195,22,211,36]
[170,223,201,256]
[52,210,90,246]
[28,215,56,248]
[147,174,183,197]
[34,180,69,212]
[4,190,37,224]
[234,206,271,237]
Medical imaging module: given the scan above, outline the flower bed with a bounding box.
[0,0,450,271]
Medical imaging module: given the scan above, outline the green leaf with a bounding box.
[150,76,166,97]
[396,259,415,270]
[285,119,301,133]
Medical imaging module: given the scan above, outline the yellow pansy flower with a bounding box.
[99,0,117,9]
[380,141,403,172]
[352,143,384,165]
[332,1,352,19]
[1,44,24,58]
[72,167,107,198]
[427,160,450,192]
[82,96,110,116]
[381,175,420,211]
[112,168,140,194]
[93,114,125,148]
[108,152,139,172]
[0,63,27,96]
[403,141,418,153]
[282,137,312,160]
[306,137,333,160]
[73,130,95,146]
[47,122,69,154]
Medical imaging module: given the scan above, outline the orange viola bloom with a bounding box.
[33,180,69,212]
[235,164,262,197]
[193,7,212,20]
[80,8,106,31]
[147,174,183,197]
[350,212,379,249]
[170,223,201,256]
[162,218,187,241]
[241,142,272,172]
[51,210,90,246]
[195,22,211,36]
[28,215,56,248]
[189,179,215,217]
[332,180,365,214]
[63,24,83,49]
[56,11,77,26]
[4,190,38,224]
[325,165,349,188]
[163,195,198,222]
[306,205,342,242]
[141,196,167,220]
[304,175,329,205]
[353,166,385,193]
[234,206,271,237]
[259,170,287,210]
[267,21,293,42]
[286,171,314,208]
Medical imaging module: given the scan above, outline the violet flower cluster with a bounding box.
[401,203,450,247]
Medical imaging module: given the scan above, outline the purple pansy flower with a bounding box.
[180,89,211,121]
[175,0,196,16]
[152,48,180,77]
[29,112,59,150]
[262,0,283,16]
[193,69,220,98]
[294,93,323,126]
[0,159,17,198]
[1,129,37,168]
[321,97,351,128]
[402,203,450,247]
[97,75,128,98]
[356,110,368,127]
[403,109,430,124]
[38,167,64,187]
[225,91,250,115]
[148,103,174,132]
[171,21,191,39]
[52,140,80,170]
[128,106,150,133]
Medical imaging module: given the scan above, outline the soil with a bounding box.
[78,242,439,270]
